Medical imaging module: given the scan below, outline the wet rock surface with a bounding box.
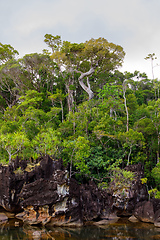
[0,155,112,226]
[154,209,160,227]
[134,198,160,227]
[134,200,155,223]
[0,158,159,227]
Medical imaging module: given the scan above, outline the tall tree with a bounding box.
[0,43,19,64]
[147,99,160,163]
[118,129,145,165]
[145,53,158,100]
[0,43,20,108]
[44,35,125,111]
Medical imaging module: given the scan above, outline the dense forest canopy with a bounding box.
[0,36,160,197]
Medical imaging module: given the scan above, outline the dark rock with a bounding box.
[0,159,151,226]
[111,163,149,216]
[128,215,139,222]
[6,156,111,226]
[154,209,160,227]
[151,198,160,214]
[134,201,154,223]
[0,155,63,211]
[0,164,21,212]
[79,180,112,221]
[125,162,145,178]
[93,214,120,226]
[47,178,112,227]
[134,198,160,227]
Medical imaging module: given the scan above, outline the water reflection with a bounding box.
[0,218,160,240]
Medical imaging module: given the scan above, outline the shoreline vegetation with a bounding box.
[0,35,160,228]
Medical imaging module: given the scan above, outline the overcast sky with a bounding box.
[1,0,160,79]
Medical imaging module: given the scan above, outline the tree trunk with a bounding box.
[127,146,132,166]
[60,100,64,122]
[110,108,113,118]
[9,153,12,164]
[157,133,159,164]
[123,81,129,132]
[78,67,95,100]
[66,78,74,112]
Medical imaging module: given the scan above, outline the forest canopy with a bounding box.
[0,35,160,195]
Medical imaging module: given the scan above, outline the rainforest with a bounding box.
[0,34,160,197]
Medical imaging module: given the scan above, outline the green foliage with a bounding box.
[14,167,23,175]
[98,83,122,99]
[110,167,135,184]
[63,136,90,175]
[118,129,145,165]
[155,191,160,199]
[141,178,147,184]
[44,34,61,53]
[32,128,61,158]
[17,90,43,110]
[0,43,19,63]
[148,188,160,199]
[152,163,160,188]
[86,146,108,179]
[107,167,135,192]
[0,37,159,190]
[0,132,31,163]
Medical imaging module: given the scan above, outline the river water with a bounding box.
[0,218,160,240]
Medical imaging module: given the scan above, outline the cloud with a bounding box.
[1,0,160,77]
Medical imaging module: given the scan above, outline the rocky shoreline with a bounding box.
[0,156,160,228]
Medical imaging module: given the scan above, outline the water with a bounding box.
[0,218,160,240]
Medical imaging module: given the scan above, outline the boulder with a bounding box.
[111,163,149,216]
[134,198,160,227]
[79,180,112,222]
[0,155,64,212]
[134,201,154,223]
[128,215,139,223]
[154,209,160,227]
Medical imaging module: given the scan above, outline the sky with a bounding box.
[1,0,160,79]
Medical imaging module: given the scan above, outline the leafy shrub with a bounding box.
[152,163,160,189]
[101,167,135,192]
[148,188,160,199]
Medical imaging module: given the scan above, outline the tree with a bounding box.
[147,99,160,163]
[19,53,57,93]
[0,43,19,64]
[123,79,129,132]
[145,53,157,80]
[152,162,160,188]
[44,35,125,110]
[0,44,21,108]
[98,82,123,119]
[118,129,145,165]
[16,90,61,140]
[0,61,25,109]
[0,132,30,163]
[48,89,66,122]
[63,136,90,177]
[32,128,61,158]
[145,53,158,100]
